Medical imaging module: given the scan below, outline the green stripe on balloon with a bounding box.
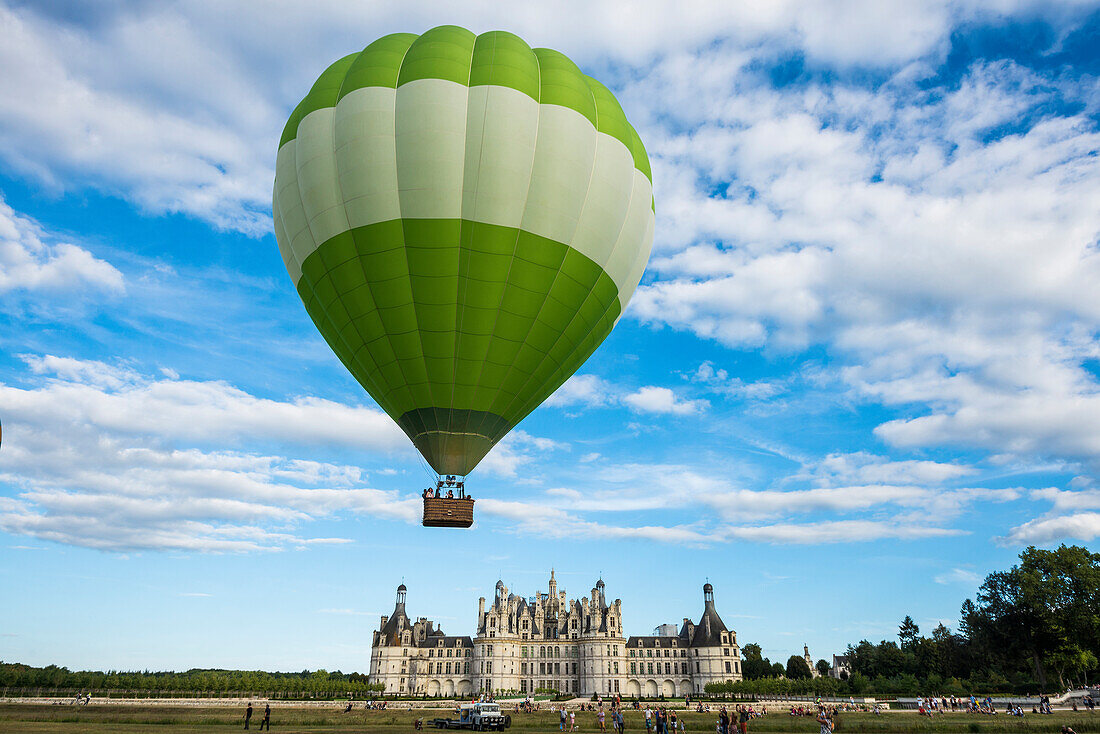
[296,219,620,476]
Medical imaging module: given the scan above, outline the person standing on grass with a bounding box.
[817,709,832,734]
[598,707,606,732]
[571,710,577,732]
[244,702,253,730]
[738,705,750,734]
[258,703,271,731]
[718,706,729,734]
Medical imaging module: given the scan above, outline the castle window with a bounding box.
[521,647,528,658]
[464,662,469,673]
[629,650,635,658]
[725,662,731,673]
[554,646,560,657]
[665,662,671,674]
[614,662,619,674]
[447,649,452,657]
[696,662,700,672]
[664,650,670,657]
[723,648,730,656]
[429,650,434,658]
[630,663,636,674]
[647,662,653,674]
[646,650,652,658]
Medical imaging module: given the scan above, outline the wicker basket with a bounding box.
[422,495,475,528]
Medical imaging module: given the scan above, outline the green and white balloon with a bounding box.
[273,26,654,477]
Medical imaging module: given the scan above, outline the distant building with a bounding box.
[830,654,851,680]
[803,644,820,678]
[368,571,742,697]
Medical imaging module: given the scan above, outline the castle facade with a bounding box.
[368,571,742,698]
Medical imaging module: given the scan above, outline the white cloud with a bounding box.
[478,431,566,479]
[6,354,408,451]
[2,2,1091,236]
[809,452,976,486]
[0,195,123,294]
[688,361,784,400]
[545,374,615,409]
[624,42,1100,471]
[623,386,708,415]
[0,356,422,552]
[721,520,963,544]
[1002,512,1100,545]
[934,568,981,585]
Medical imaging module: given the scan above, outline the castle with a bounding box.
[368,571,742,697]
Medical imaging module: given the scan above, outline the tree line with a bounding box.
[0,664,384,696]
[707,544,1099,696]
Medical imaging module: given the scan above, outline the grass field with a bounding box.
[0,704,1098,734]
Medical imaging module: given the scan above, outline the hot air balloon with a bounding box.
[272,26,654,527]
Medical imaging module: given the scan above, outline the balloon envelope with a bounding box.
[273,26,654,476]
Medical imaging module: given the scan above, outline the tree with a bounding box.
[969,544,1100,690]
[816,659,830,677]
[898,616,920,648]
[740,644,769,680]
[786,655,811,679]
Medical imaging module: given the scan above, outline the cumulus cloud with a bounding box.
[623,386,708,415]
[545,374,616,409]
[687,362,784,400]
[2,2,1092,235]
[0,355,422,552]
[624,39,1100,472]
[934,568,981,585]
[546,373,707,416]
[495,460,1018,544]
[1002,512,1100,545]
[808,452,976,487]
[0,195,123,294]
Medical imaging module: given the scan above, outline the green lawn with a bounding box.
[0,704,1096,734]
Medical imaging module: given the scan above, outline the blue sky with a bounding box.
[2,0,1100,674]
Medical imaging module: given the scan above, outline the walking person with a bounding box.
[562,707,569,732]
[258,703,271,731]
[244,702,253,730]
[598,708,607,733]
